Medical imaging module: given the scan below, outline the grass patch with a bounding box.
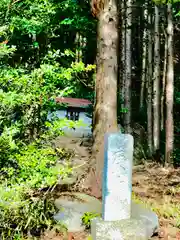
[132,192,180,228]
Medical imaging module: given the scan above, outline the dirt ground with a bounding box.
[42,137,180,240]
[133,163,180,239]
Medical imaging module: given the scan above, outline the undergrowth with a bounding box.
[0,118,80,239]
[0,43,94,238]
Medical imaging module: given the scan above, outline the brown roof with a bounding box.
[55,97,92,108]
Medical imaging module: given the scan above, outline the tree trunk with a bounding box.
[140,3,148,110]
[124,0,132,133]
[75,32,80,62]
[161,29,168,131]
[120,0,126,119]
[165,3,174,165]
[90,0,118,198]
[153,5,160,153]
[147,8,153,156]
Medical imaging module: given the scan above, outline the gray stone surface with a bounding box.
[91,201,159,240]
[54,208,85,232]
[54,192,102,214]
[54,193,102,232]
[102,133,134,221]
[91,217,155,240]
[131,201,159,232]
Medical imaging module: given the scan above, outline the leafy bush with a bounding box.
[0,184,57,239]
[0,118,79,238]
[0,57,94,237]
[82,212,101,229]
[0,124,20,169]
[0,49,94,237]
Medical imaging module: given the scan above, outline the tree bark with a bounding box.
[120,0,126,119]
[124,0,132,133]
[153,5,160,153]
[140,2,148,110]
[147,8,153,156]
[161,29,168,131]
[90,0,118,198]
[165,3,174,165]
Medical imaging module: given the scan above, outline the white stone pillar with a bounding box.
[102,133,134,221]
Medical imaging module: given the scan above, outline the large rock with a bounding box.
[131,201,159,234]
[54,192,102,214]
[54,192,102,232]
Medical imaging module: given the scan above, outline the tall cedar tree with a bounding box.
[90,0,119,198]
[124,0,132,133]
[161,21,168,131]
[165,3,174,165]
[147,6,153,156]
[140,1,148,110]
[153,4,160,153]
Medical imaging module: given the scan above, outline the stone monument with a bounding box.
[91,133,159,240]
[102,133,133,221]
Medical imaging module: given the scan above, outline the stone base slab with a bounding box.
[91,217,155,240]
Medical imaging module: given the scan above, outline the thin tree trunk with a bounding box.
[78,34,85,62]
[153,5,160,153]
[75,32,80,62]
[161,29,168,131]
[140,3,148,110]
[124,0,132,133]
[82,36,87,63]
[90,0,118,198]
[165,3,174,165]
[147,8,153,156]
[121,0,126,117]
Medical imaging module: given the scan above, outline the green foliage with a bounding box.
[0,188,57,239]
[0,48,95,239]
[0,118,76,238]
[0,43,16,58]
[152,0,180,4]
[0,59,95,140]
[81,212,101,229]
[0,0,96,238]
